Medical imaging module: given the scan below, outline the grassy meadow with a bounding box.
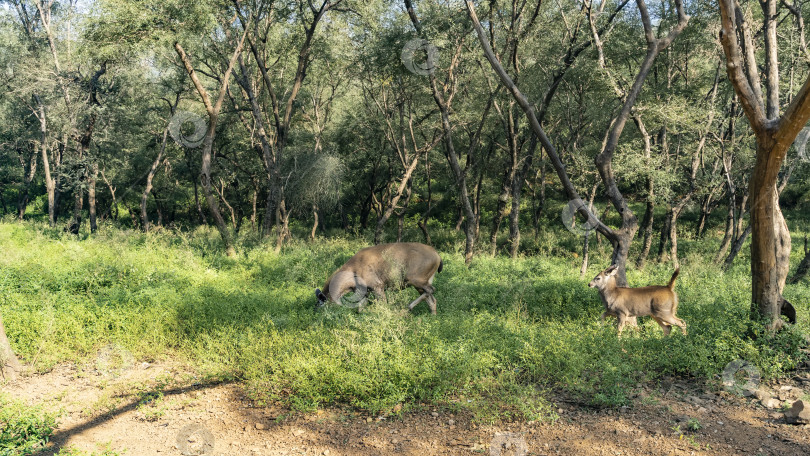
[1,216,809,426]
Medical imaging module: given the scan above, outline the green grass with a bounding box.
[0,394,57,456]
[54,445,121,456]
[0,221,808,422]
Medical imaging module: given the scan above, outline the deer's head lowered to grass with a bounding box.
[589,264,686,336]
[315,242,443,314]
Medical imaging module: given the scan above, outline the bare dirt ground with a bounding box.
[4,359,810,456]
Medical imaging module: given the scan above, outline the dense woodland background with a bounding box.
[1,0,810,316]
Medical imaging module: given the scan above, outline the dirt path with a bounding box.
[4,360,810,456]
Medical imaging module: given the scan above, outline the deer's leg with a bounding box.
[406,276,436,312]
[408,292,429,310]
[651,316,672,335]
[427,295,437,315]
[616,314,631,337]
[659,314,687,335]
[600,310,609,325]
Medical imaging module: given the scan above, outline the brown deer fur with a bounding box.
[589,265,686,336]
[315,243,442,314]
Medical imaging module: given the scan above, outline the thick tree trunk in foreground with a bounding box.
[718,0,810,330]
[749,154,792,329]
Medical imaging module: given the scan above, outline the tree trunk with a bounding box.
[715,199,735,263]
[634,116,655,268]
[580,187,598,277]
[199,141,233,255]
[749,161,791,330]
[251,180,259,233]
[509,138,535,257]
[69,185,83,235]
[533,154,547,239]
[636,200,654,268]
[310,204,319,241]
[508,169,525,258]
[489,167,511,256]
[214,180,237,230]
[669,206,684,270]
[407,0,476,263]
[275,200,291,253]
[152,189,164,227]
[657,207,673,263]
[718,0,810,330]
[88,162,98,233]
[142,125,171,232]
[192,178,207,225]
[724,223,751,270]
[38,103,57,228]
[100,169,117,221]
[16,148,37,221]
[695,193,713,238]
[374,155,420,244]
[396,180,413,243]
[417,155,433,245]
[175,38,248,257]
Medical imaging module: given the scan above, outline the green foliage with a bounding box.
[1,222,807,422]
[54,445,121,456]
[0,395,57,456]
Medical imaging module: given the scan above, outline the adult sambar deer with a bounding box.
[588,264,686,336]
[315,242,443,314]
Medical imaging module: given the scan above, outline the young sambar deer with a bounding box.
[588,265,686,336]
[315,243,443,314]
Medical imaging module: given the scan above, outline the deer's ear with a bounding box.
[605,264,618,275]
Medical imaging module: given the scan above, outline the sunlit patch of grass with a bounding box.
[0,394,57,456]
